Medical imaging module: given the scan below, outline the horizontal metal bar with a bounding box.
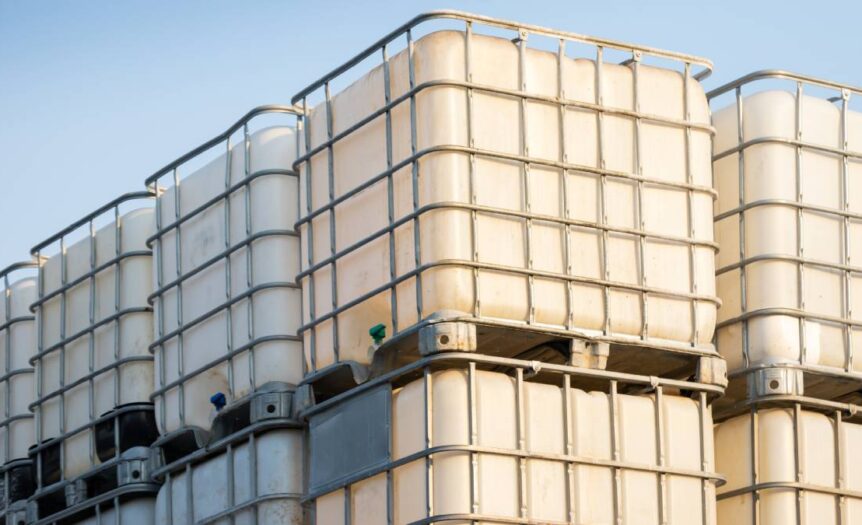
[296,78,714,166]
[29,306,153,362]
[298,199,718,282]
[28,354,153,408]
[717,252,862,276]
[152,419,302,479]
[27,403,153,456]
[144,105,301,186]
[146,168,298,248]
[147,230,298,303]
[0,412,32,430]
[149,281,298,349]
[707,69,862,101]
[0,314,35,334]
[150,334,300,397]
[31,482,159,525]
[297,142,716,228]
[306,442,724,501]
[716,306,862,330]
[197,492,302,524]
[298,257,719,334]
[292,10,711,104]
[715,197,862,223]
[0,260,38,280]
[713,135,862,163]
[300,352,723,420]
[30,191,155,254]
[31,250,151,308]
[718,480,862,501]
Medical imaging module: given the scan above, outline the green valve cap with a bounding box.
[369,323,386,345]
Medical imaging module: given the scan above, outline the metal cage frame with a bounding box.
[708,70,862,392]
[291,10,720,374]
[28,191,158,523]
[144,104,303,438]
[715,394,862,525]
[304,352,724,525]
[0,261,39,520]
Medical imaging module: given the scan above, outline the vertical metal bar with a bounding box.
[516,368,527,519]
[596,47,611,336]
[324,83,340,362]
[424,367,433,520]
[407,29,424,323]
[113,205,122,420]
[87,218,96,469]
[840,90,853,372]
[2,269,10,519]
[698,391,710,525]
[226,443,235,525]
[224,135,236,406]
[835,410,846,525]
[173,166,186,427]
[154,177,168,432]
[609,380,621,525]
[302,99,317,372]
[250,433,260,523]
[683,62,700,346]
[654,385,666,525]
[751,408,760,525]
[465,23,480,319]
[736,87,750,368]
[793,403,804,525]
[631,51,649,340]
[469,362,478,518]
[563,373,576,523]
[795,82,808,366]
[165,472,173,525]
[558,39,574,332]
[243,122,258,393]
[58,234,67,482]
[35,248,44,491]
[517,29,536,326]
[185,462,194,524]
[382,43,399,335]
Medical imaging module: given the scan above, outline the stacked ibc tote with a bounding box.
[294,12,726,525]
[28,192,160,524]
[149,105,305,524]
[710,71,862,524]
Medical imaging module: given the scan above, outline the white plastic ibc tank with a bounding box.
[309,365,719,524]
[31,193,155,481]
[0,263,37,467]
[73,498,156,524]
[715,404,862,524]
[148,106,302,437]
[295,14,718,373]
[712,72,862,381]
[155,429,303,524]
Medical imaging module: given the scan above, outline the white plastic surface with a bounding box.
[314,369,716,524]
[74,497,156,525]
[155,429,303,524]
[715,408,862,524]
[300,30,716,371]
[36,208,155,478]
[714,90,862,373]
[0,277,36,464]
[153,127,302,436]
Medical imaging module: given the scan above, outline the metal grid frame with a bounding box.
[153,419,303,525]
[144,104,303,434]
[715,395,862,525]
[28,191,157,519]
[291,10,720,373]
[709,70,862,384]
[0,261,39,519]
[304,352,724,525]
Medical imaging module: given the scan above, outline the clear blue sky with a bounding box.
[1,0,860,270]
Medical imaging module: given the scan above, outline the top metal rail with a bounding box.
[707,69,862,100]
[293,10,712,104]
[144,104,302,187]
